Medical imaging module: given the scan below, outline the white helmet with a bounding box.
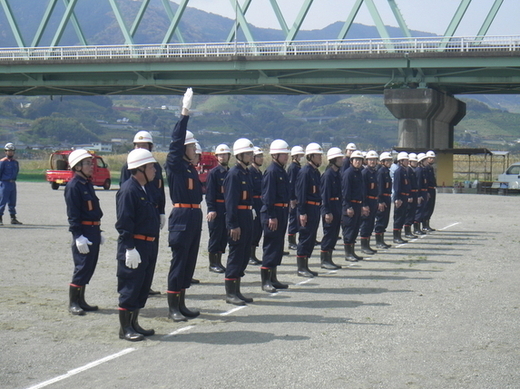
[327,147,343,161]
[127,148,157,170]
[305,142,323,156]
[350,150,364,159]
[345,142,357,151]
[417,152,428,162]
[4,142,15,151]
[379,151,392,161]
[253,147,263,156]
[233,138,254,156]
[215,144,231,155]
[270,139,290,154]
[366,150,379,159]
[408,152,418,162]
[290,145,304,156]
[68,149,92,168]
[195,142,202,155]
[397,151,409,161]
[184,130,197,145]
[133,131,153,144]
[426,150,436,158]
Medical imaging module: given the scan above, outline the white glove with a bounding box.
[160,214,166,230]
[100,233,106,245]
[76,235,92,254]
[252,209,257,219]
[182,88,193,111]
[125,248,141,269]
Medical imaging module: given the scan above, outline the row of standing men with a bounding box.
[64,89,437,342]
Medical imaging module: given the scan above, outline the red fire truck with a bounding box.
[196,152,219,193]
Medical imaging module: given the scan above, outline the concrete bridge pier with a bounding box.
[384,88,466,186]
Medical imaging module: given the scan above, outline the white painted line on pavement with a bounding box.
[26,348,136,389]
[439,222,460,230]
[162,325,195,339]
[220,305,247,316]
[295,279,313,286]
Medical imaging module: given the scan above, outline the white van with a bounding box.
[495,162,520,189]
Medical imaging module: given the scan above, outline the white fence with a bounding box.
[0,35,519,61]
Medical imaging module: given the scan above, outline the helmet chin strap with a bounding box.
[138,167,150,185]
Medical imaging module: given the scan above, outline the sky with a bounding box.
[181,0,519,36]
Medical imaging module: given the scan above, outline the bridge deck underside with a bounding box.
[1,52,520,96]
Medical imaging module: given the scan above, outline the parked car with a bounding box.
[495,162,520,189]
[45,150,111,190]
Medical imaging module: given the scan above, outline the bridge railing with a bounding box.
[0,35,518,61]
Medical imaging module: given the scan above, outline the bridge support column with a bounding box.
[384,88,466,186]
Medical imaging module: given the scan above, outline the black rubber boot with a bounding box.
[297,256,317,277]
[179,289,200,318]
[149,288,161,295]
[69,285,85,316]
[78,285,98,311]
[393,229,408,244]
[360,237,377,255]
[167,292,188,322]
[119,310,144,342]
[261,267,277,293]
[10,215,22,225]
[288,234,297,250]
[423,220,436,232]
[404,225,417,239]
[344,243,363,261]
[236,278,253,303]
[249,246,262,266]
[271,267,289,289]
[414,222,426,235]
[225,279,246,305]
[0,215,3,225]
[320,250,341,270]
[209,252,225,273]
[131,309,155,336]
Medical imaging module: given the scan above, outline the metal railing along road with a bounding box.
[0,35,519,62]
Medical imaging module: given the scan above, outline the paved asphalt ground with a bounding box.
[1,182,519,389]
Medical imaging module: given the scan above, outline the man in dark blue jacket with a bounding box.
[287,146,304,250]
[393,152,412,244]
[248,147,264,266]
[0,142,22,225]
[360,150,380,255]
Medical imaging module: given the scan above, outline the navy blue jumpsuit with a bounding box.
[206,164,228,254]
[224,163,253,279]
[287,160,301,236]
[120,162,165,216]
[0,156,19,216]
[249,164,263,248]
[374,165,392,234]
[414,164,429,224]
[165,115,203,292]
[360,166,378,238]
[341,165,364,244]
[405,166,418,227]
[116,177,160,311]
[296,163,322,257]
[64,174,103,286]
[261,161,290,268]
[320,166,342,252]
[340,156,351,173]
[425,164,437,221]
[393,165,411,230]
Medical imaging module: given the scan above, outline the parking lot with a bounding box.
[1,182,519,389]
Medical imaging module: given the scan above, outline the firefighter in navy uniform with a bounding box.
[0,143,23,225]
[414,153,429,235]
[223,138,255,305]
[374,152,393,249]
[64,149,103,316]
[119,130,165,295]
[206,144,231,273]
[287,145,304,250]
[319,147,343,270]
[423,150,437,232]
[164,88,201,322]
[359,150,380,255]
[116,149,160,342]
[403,153,420,239]
[393,152,412,244]
[248,147,264,266]
[340,142,357,174]
[295,142,323,277]
[260,140,291,293]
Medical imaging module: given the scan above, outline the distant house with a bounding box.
[91,142,113,153]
